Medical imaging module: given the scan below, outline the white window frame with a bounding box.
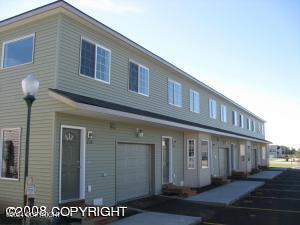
[239,114,244,128]
[0,128,21,181]
[187,139,196,169]
[220,104,227,123]
[200,139,210,169]
[128,59,149,97]
[1,33,35,69]
[79,36,111,84]
[247,118,251,130]
[232,111,238,126]
[209,98,217,119]
[189,89,200,113]
[262,124,265,135]
[168,79,182,107]
[253,120,256,132]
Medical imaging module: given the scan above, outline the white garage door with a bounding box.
[116,143,151,202]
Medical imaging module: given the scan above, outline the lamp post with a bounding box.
[22,75,39,207]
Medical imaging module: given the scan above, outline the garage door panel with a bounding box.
[116,143,151,202]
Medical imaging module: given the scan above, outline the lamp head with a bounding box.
[22,75,39,97]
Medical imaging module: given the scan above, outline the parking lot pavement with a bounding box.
[124,169,300,225]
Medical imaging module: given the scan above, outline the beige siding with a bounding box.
[56,15,265,141]
[0,16,60,208]
[53,112,184,206]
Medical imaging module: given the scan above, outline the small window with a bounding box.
[220,104,227,122]
[187,139,196,169]
[262,124,265,135]
[232,111,238,126]
[2,34,34,68]
[262,146,266,160]
[209,99,217,119]
[201,140,209,168]
[129,61,149,96]
[168,79,182,107]
[189,89,200,113]
[239,114,244,128]
[252,120,256,132]
[0,128,21,179]
[80,38,111,83]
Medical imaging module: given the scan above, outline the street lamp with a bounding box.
[22,75,39,207]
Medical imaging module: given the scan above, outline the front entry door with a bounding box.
[61,127,82,202]
[162,137,172,184]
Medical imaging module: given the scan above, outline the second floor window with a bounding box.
[221,104,227,122]
[80,38,111,83]
[239,114,244,128]
[189,89,200,113]
[252,120,255,132]
[232,111,238,126]
[129,61,149,96]
[247,118,251,130]
[2,34,34,69]
[168,79,182,107]
[209,99,217,119]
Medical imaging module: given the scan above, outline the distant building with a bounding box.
[269,145,287,158]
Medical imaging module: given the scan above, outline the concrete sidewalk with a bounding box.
[109,212,201,225]
[185,181,264,206]
[249,171,282,180]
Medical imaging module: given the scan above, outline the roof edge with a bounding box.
[0,0,266,122]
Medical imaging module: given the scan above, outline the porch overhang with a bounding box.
[48,89,271,144]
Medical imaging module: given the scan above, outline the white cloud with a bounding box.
[68,0,143,14]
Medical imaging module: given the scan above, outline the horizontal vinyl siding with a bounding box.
[0,16,60,208]
[56,15,265,141]
[53,112,183,206]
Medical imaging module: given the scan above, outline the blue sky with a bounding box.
[1,0,299,147]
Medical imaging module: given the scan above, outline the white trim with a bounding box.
[187,139,196,169]
[48,90,270,144]
[128,59,149,97]
[0,128,21,181]
[79,36,111,84]
[220,104,227,123]
[232,111,238,126]
[0,1,265,123]
[162,136,173,184]
[209,98,217,119]
[239,114,244,128]
[200,139,210,169]
[168,79,182,107]
[59,125,86,203]
[1,33,35,69]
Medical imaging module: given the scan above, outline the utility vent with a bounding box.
[93,198,103,206]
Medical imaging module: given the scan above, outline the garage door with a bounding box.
[116,143,151,202]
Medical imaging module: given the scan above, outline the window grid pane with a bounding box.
[187,140,196,169]
[129,62,139,92]
[96,47,110,82]
[139,66,149,95]
[80,39,95,78]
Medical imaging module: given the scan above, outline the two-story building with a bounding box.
[0,1,270,209]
